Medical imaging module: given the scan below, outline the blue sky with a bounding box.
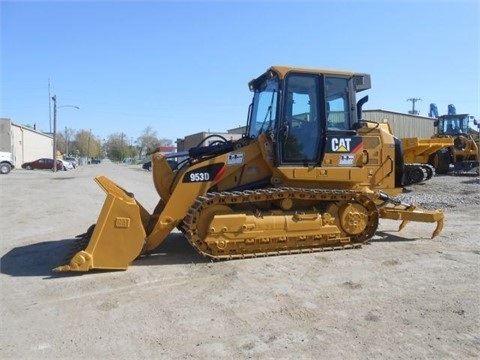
[1,0,479,143]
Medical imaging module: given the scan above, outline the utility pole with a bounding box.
[48,79,52,133]
[65,126,69,156]
[407,98,422,115]
[51,95,79,172]
[52,95,58,172]
[121,133,125,162]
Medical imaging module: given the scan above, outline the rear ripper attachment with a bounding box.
[377,192,444,238]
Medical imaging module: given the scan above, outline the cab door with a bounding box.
[279,73,324,166]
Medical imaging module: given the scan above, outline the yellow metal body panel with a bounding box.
[145,138,272,252]
[402,137,454,163]
[452,135,479,162]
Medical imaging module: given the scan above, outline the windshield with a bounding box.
[439,115,469,135]
[248,77,279,138]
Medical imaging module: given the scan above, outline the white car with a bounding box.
[60,159,74,170]
[0,152,14,174]
[64,157,78,168]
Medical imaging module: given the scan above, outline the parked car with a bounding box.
[60,159,74,170]
[64,157,78,168]
[0,151,15,174]
[21,158,66,171]
[142,159,178,171]
[142,161,152,171]
[90,158,101,164]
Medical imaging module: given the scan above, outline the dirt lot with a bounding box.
[1,161,479,359]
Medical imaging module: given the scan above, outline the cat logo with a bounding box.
[331,138,352,152]
[326,136,363,154]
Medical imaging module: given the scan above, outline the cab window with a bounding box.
[326,77,350,131]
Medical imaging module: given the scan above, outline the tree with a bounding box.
[64,127,76,156]
[55,127,76,156]
[55,132,66,155]
[128,144,140,159]
[105,132,129,162]
[136,126,160,156]
[158,138,173,146]
[45,125,173,162]
[74,130,101,158]
[135,126,175,156]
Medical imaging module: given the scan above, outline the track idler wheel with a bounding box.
[338,203,369,235]
[333,195,379,243]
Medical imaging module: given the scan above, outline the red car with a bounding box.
[21,158,66,171]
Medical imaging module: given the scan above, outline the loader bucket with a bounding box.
[54,176,149,272]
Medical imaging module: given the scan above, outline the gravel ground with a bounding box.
[1,162,479,359]
[397,175,480,210]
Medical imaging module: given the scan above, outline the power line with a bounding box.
[407,98,422,115]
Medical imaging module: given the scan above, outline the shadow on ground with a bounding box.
[134,233,208,267]
[1,239,74,277]
[0,233,206,278]
[461,177,480,184]
[369,230,422,243]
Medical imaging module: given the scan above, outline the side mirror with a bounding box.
[433,120,439,127]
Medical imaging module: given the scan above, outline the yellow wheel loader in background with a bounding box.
[55,66,444,272]
[429,114,479,175]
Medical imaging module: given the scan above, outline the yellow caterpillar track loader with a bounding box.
[55,66,444,272]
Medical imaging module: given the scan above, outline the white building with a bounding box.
[0,118,53,167]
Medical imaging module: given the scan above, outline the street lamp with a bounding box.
[51,95,79,172]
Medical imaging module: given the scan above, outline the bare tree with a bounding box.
[136,126,161,156]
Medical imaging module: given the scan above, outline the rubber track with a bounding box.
[421,163,436,181]
[181,187,379,260]
[404,164,428,185]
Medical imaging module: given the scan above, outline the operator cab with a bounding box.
[436,114,471,136]
[247,66,370,166]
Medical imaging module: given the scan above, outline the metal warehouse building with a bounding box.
[0,118,53,167]
[363,110,435,138]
